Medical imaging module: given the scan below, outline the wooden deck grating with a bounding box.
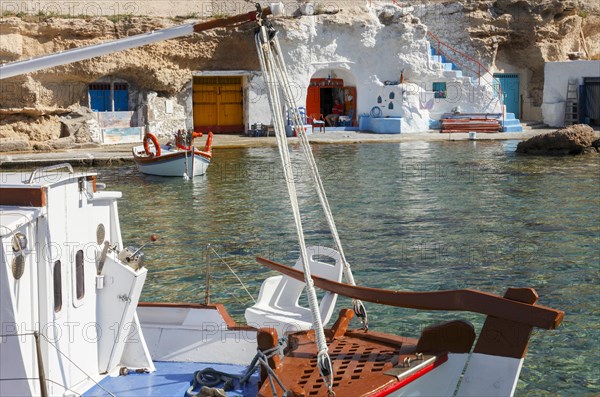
[258,330,418,397]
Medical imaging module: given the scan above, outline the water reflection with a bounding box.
[96,140,599,396]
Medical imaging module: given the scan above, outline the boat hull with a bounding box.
[133,149,210,177]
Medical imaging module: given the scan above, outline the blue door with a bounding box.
[89,83,111,112]
[113,83,129,111]
[494,74,520,118]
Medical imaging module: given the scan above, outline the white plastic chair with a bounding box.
[245,246,344,336]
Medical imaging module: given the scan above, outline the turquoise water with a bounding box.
[96,140,599,396]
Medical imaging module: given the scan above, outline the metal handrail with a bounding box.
[26,163,74,184]
[370,2,507,127]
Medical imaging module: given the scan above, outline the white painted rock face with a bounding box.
[267,6,499,132]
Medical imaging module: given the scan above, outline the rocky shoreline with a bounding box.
[517,124,600,155]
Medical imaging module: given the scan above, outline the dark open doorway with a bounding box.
[306,78,356,126]
[320,88,335,116]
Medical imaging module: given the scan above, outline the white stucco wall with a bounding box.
[541,60,600,127]
[243,5,500,133]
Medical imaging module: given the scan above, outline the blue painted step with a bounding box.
[442,62,453,71]
[501,113,523,132]
[503,125,523,132]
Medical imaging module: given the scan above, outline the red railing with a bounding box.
[368,1,506,125]
[427,31,505,122]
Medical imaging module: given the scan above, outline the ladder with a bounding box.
[564,81,579,126]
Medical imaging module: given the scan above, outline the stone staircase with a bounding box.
[426,39,524,133]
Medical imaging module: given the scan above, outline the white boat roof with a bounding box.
[0,170,97,188]
[0,207,43,238]
[1,169,99,237]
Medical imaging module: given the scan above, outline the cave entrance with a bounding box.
[306,69,357,126]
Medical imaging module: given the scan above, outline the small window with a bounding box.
[53,260,62,312]
[75,250,85,300]
[433,82,447,99]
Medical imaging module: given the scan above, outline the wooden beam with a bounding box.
[256,257,564,330]
[0,187,47,207]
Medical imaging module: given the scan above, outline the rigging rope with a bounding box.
[268,36,368,330]
[207,244,257,304]
[255,24,334,395]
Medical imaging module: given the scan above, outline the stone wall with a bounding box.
[1,0,599,147]
[0,0,367,18]
[146,91,189,136]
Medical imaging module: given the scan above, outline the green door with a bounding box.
[494,74,520,118]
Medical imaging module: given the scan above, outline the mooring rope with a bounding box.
[255,24,334,395]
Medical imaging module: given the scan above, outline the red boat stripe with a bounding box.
[371,354,449,397]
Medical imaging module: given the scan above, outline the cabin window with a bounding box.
[53,260,62,312]
[75,250,85,300]
[433,82,447,99]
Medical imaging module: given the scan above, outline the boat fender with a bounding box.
[204,131,213,153]
[143,133,161,157]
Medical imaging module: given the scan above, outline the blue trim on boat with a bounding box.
[83,361,259,397]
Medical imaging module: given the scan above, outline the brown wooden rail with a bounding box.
[256,257,564,330]
[193,7,271,33]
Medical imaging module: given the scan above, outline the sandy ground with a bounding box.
[0,128,569,167]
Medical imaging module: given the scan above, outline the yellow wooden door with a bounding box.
[193,77,243,133]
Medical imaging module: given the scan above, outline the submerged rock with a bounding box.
[516,125,599,155]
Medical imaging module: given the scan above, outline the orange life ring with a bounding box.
[143,133,161,157]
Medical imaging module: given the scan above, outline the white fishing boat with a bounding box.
[0,5,564,397]
[132,131,213,177]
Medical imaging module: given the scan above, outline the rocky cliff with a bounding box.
[0,0,598,150]
[416,0,600,104]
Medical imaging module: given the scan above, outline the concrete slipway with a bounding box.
[0,128,568,168]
